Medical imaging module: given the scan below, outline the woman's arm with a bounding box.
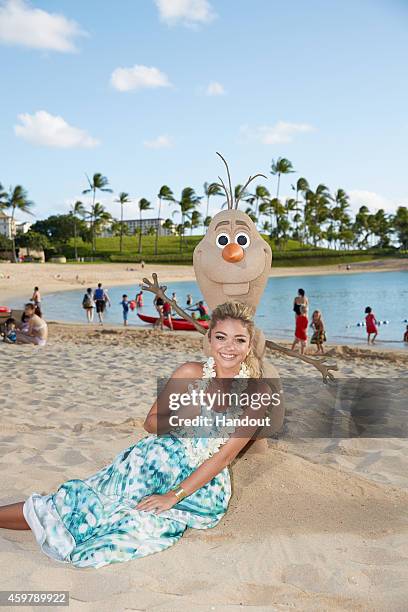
[143,361,203,434]
[135,436,252,514]
[138,382,271,514]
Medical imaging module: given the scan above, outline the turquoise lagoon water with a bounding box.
[13,271,408,347]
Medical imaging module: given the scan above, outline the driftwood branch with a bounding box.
[265,339,338,383]
[141,273,208,335]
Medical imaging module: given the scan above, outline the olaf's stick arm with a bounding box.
[141,273,208,335]
[265,339,338,383]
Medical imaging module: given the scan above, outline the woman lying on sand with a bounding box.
[16,303,48,346]
[0,302,269,568]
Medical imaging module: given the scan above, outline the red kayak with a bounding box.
[137,313,209,331]
[0,306,11,314]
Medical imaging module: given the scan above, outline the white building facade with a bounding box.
[122,218,174,236]
[0,212,16,239]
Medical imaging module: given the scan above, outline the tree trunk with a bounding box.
[138,211,142,254]
[155,197,161,256]
[74,219,78,261]
[11,207,17,263]
[120,203,123,253]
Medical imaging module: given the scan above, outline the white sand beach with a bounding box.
[1,324,408,611]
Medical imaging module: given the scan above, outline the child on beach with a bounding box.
[310,310,326,354]
[403,325,408,343]
[135,291,144,308]
[2,318,17,343]
[120,295,130,326]
[291,305,308,354]
[162,301,174,331]
[365,306,378,344]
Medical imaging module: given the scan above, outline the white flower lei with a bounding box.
[176,356,250,467]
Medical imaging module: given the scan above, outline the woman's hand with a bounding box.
[135,492,177,515]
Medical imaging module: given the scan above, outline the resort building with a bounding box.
[122,218,174,236]
[0,212,16,238]
[16,221,32,234]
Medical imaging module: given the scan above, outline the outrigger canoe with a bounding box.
[137,312,209,331]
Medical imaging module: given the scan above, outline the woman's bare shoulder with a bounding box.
[171,361,203,379]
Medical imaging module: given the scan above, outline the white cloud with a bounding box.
[143,135,173,149]
[349,190,398,214]
[14,110,99,148]
[154,0,215,26]
[240,121,315,145]
[206,81,225,96]
[0,0,86,52]
[110,64,171,92]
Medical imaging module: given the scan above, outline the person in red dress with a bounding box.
[364,306,378,344]
[291,305,308,354]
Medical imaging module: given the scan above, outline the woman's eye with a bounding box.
[215,335,225,341]
[235,232,250,249]
[216,233,230,248]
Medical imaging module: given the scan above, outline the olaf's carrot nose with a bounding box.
[222,242,244,263]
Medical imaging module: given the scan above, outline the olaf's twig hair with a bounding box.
[216,152,267,210]
[236,174,267,209]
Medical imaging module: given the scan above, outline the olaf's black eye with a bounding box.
[216,233,230,248]
[235,232,250,249]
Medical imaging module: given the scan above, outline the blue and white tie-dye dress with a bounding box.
[23,417,232,568]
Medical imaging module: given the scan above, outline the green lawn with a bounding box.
[60,234,403,266]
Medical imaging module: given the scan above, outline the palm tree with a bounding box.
[82,172,112,227]
[0,182,7,208]
[156,186,174,255]
[3,185,34,262]
[110,219,130,238]
[303,184,332,246]
[84,202,112,255]
[114,192,131,253]
[203,182,223,218]
[270,157,295,199]
[331,189,350,249]
[174,188,201,251]
[253,185,270,219]
[70,200,85,261]
[137,198,152,254]
[189,210,202,235]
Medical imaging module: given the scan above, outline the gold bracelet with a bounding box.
[173,486,187,501]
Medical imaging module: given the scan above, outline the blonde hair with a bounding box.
[208,301,262,378]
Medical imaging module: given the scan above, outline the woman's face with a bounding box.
[209,318,251,373]
[24,306,35,318]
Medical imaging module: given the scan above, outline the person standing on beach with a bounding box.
[162,300,174,331]
[365,306,378,344]
[31,287,41,309]
[293,288,308,317]
[291,305,308,354]
[120,294,130,326]
[154,292,165,330]
[310,310,326,354]
[93,283,111,325]
[136,291,144,308]
[82,288,95,323]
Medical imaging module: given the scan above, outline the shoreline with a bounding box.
[1,257,407,308]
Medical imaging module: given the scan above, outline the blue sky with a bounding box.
[1,0,407,224]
